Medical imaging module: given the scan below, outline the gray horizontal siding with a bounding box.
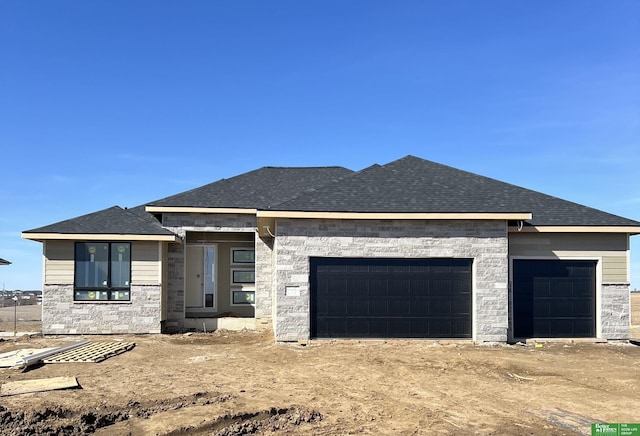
[509,233,628,283]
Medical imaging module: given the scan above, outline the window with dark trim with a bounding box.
[232,290,255,305]
[74,242,131,301]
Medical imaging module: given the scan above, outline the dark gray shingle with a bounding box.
[23,206,175,236]
[272,156,640,227]
[148,166,354,209]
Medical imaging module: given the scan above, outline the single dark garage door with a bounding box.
[513,260,596,338]
[310,258,472,339]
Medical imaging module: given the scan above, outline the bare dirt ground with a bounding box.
[0,298,638,435]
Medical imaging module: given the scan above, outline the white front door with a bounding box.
[185,245,217,310]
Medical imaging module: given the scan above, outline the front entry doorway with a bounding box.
[185,245,217,311]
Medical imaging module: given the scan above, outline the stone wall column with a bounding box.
[254,236,274,330]
[601,283,630,340]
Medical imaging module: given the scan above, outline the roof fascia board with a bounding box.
[508,226,640,235]
[258,211,532,220]
[22,233,179,242]
[146,206,257,214]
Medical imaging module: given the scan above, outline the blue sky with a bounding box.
[1,1,639,290]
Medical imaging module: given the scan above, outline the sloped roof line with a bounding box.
[262,155,640,227]
[264,163,384,209]
[146,165,355,209]
[22,205,177,236]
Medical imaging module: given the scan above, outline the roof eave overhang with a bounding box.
[508,226,640,235]
[146,206,257,214]
[21,233,179,242]
[257,211,533,220]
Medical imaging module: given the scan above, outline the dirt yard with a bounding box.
[0,297,638,435]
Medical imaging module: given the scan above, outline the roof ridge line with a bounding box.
[266,163,389,210]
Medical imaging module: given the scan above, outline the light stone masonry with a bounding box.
[273,219,509,342]
[254,236,274,327]
[42,284,162,334]
[601,283,631,340]
[163,213,256,233]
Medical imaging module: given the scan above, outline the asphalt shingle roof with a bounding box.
[148,166,354,209]
[23,206,175,236]
[272,155,640,227]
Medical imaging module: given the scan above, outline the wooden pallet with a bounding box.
[43,342,135,363]
[0,376,79,397]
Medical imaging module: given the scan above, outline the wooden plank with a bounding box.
[43,342,135,363]
[0,376,79,397]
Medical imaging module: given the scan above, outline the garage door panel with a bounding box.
[327,298,348,315]
[572,281,593,297]
[429,298,452,315]
[388,319,412,336]
[514,260,595,338]
[369,280,388,296]
[315,299,329,316]
[368,319,388,337]
[328,279,348,295]
[533,281,551,297]
[429,319,453,337]
[430,280,452,296]
[410,319,428,335]
[389,299,411,316]
[311,258,472,339]
[347,279,369,296]
[347,299,369,315]
[451,297,471,315]
[389,279,411,295]
[410,298,429,315]
[347,319,370,336]
[452,319,472,337]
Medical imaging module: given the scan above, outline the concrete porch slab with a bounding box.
[183,317,256,332]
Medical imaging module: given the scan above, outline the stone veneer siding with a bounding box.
[162,213,257,234]
[273,219,509,342]
[254,236,274,329]
[600,283,630,340]
[165,241,185,331]
[42,284,162,334]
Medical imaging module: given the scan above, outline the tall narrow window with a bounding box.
[74,242,131,301]
[204,246,216,308]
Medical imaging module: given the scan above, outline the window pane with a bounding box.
[233,249,255,263]
[233,270,255,284]
[75,243,109,288]
[74,290,108,300]
[110,290,130,301]
[110,243,131,288]
[204,246,215,307]
[233,290,255,304]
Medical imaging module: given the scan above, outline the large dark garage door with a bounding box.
[310,258,472,339]
[513,260,596,338]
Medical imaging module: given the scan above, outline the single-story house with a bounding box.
[0,258,11,266]
[22,156,640,342]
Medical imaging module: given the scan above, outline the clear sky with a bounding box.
[1,1,639,290]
